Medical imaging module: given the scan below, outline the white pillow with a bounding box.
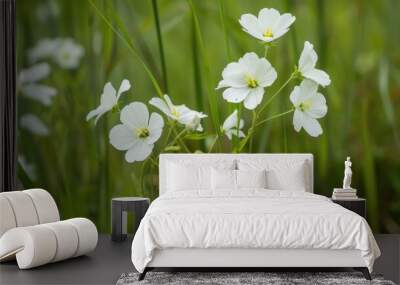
[166,159,236,191]
[211,168,236,190]
[167,163,211,191]
[238,159,309,191]
[236,169,267,188]
[211,169,267,190]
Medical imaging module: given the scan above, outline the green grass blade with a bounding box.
[88,0,164,97]
[188,0,221,136]
[218,0,232,61]
[152,0,169,93]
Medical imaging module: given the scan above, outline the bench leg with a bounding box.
[354,267,371,280]
[138,268,148,281]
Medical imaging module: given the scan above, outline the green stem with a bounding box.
[235,105,242,151]
[257,72,295,116]
[264,44,269,57]
[238,109,294,152]
[170,127,190,152]
[248,110,257,152]
[88,0,163,97]
[151,0,168,93]
[255,109,295,128]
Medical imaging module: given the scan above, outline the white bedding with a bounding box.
[131,190,380,273]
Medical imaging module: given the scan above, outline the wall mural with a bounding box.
[17,0,400,233]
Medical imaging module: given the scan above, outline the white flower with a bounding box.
[217,52,277,110]
[222,110,245,140]
[18,155,37,180]
[20,114,49,136]
[53,38,84,69]
[149,94,207,132]
[86,79,131,125]
[298,41,331,87]
[239,8,295,43]
[28,38,61,63]
[179,110,207,132]
[289,79,328,137]
[28,38,84,69]
[109,102,164,163]
[18,63,57,106]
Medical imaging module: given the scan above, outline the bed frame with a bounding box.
[139,154,371,280]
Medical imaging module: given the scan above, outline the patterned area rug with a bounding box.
[116,272,395,285]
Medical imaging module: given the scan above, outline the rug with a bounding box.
[116,271,395,285]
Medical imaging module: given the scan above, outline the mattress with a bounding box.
[131,190,380,273]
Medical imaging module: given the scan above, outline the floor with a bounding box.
[0,234,399,285]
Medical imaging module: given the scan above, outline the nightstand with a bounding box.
[111,197,150,242]
[331,198,366,218]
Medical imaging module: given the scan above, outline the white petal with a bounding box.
[18,63,50,84]
[109,124,136,150]
[120,102,149,129]
[163,94,175,110]
[244,87,264,110]
[302,68,331,87]
[222,109,238,132]
[258,8,280,29]
[239,14,264,40]
[273,13,296,32]
[116,79,131,99]
[302,115,323,137]
[125,141,153,163]
[222,87,249,103]
[100,82,117,109]
[238,52,260,69]
[149,97,172,117]
[238,130,245,138]
[220,62,247,88]
[146,113,164,144]
[297,79,319,102]
[20,84,57,106]
[289,86,301,106]
[255,58,277,87]
[299,41,317,73]
[86,107,103,122]
[306,93,328,119]
[20,114,49,136]
[292,109,303,132]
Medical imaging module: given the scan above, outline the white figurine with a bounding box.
[342,156,352,189]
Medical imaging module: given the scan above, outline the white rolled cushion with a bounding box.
[0,195,17,237]
[23,189,60,223]
[211,168,236,190]
[65,218,98,257]
[0,226,57,269]
[42,221,79,262]
[0,191,39,227]
[236,169,267,188]
[0,218,97,269]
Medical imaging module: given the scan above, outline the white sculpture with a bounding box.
[342,156,353,189]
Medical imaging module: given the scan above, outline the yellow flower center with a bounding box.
[299,100,312,112]
[136,127,150,138]
[245,75,258,88]
[171,107,180,118]
[263,28,274,38]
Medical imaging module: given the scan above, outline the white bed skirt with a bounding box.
[148,248,366,268]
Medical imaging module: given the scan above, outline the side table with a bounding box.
[331,198,366,218]
[111,197,150,242]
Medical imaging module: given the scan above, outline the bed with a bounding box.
[131,154,380,280]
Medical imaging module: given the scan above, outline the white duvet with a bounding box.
[131,190,380,273]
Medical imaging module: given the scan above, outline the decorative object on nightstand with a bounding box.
[332,157,358,199]
[331,198,366,218]
[111,197,150,242]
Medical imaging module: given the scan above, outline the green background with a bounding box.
[17,0,400,233]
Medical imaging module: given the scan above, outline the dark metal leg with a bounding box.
[354,267,372,280]
[112,201,127,242]
[138,268,148,281]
